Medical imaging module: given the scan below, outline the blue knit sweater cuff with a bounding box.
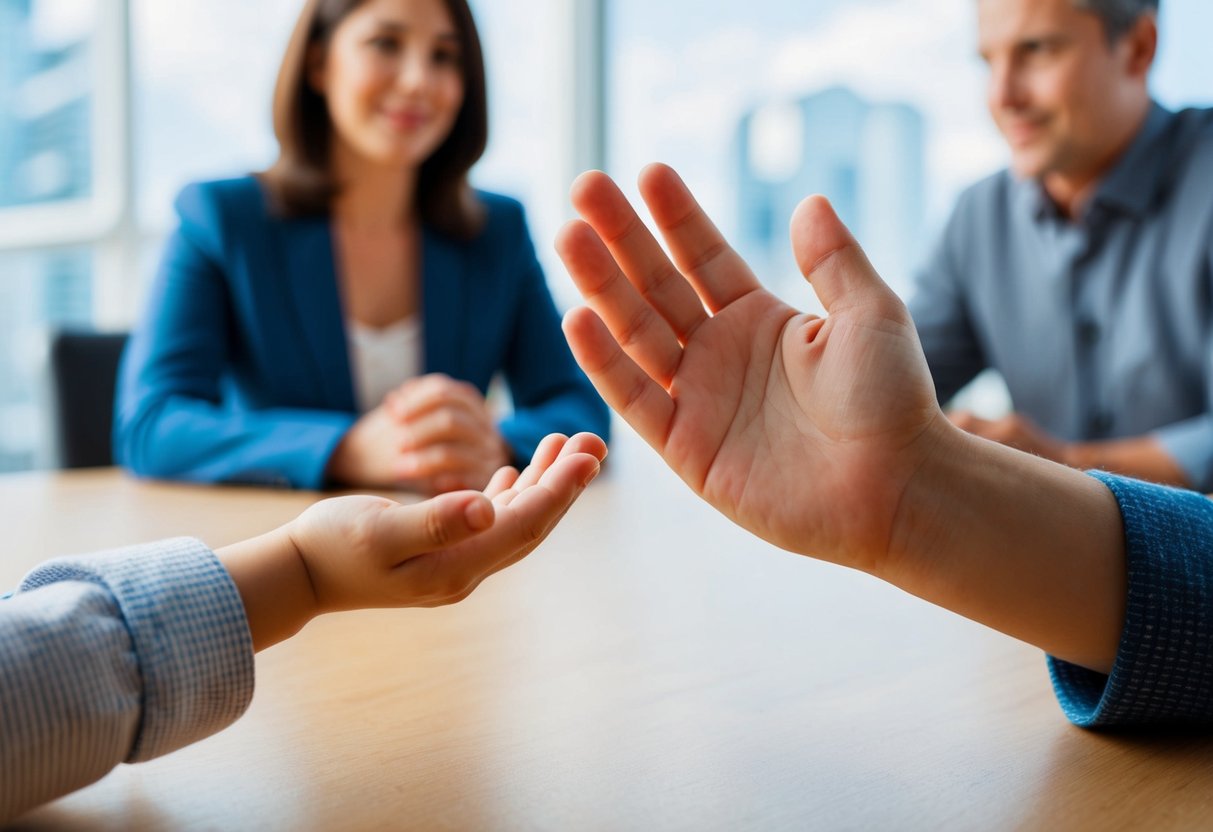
[1047,472,1213,727]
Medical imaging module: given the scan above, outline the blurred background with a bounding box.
[1,0,1210,473]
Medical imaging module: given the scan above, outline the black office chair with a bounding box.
[49,330,130,468]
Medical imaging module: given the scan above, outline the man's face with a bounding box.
[977,0,1142,181]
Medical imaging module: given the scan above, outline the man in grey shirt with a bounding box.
[910,0,1213,490]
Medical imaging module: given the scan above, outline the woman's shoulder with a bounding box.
[470,189,531,247]
[173,175,277,233]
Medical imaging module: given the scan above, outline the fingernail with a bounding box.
[465,498,493,531]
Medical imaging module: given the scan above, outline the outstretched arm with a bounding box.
[557,165,1125,674]
[221,432,606,649]
[1,433,604,822]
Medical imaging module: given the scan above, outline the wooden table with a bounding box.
[3,427,1211,830]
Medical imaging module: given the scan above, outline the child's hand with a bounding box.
[293,432,604,612]
[220,432,606,649]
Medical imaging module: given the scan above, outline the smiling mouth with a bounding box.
[381,111,429,131]
[1003,117,1049,145]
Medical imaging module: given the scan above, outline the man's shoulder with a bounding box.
[954,168,1016,213]
[1171,105,1213,136]
[940,169,1019,246]
[1169,106,1213,168]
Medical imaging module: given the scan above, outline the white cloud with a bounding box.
[610,0,1009,236]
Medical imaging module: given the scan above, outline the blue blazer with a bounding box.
[115,176,609,488]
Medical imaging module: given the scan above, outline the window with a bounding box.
[607,0,1213,304]
[605,0,1213,414]
[0,0,118,471]
[0,0,584,472]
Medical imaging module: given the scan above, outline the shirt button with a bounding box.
[1076,319,1100,346]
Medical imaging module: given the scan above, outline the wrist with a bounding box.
[218,524,319,651]
[884,421,1126,671]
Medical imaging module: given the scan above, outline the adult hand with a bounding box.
[221,432,606,650]
[325,403,414,488]
[557,165,1128,674]
[948,411,1067,462]
[385,373,511,494]
[556,164,946,574]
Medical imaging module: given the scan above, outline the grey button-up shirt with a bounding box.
[909,104,1213,489]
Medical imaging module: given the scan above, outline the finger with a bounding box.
[396,443,481,482]
[477,453,601,577]
[400,406,484,451]
[494,453,601,548]
[473,453,602,571]
[563,307,675,454]
[636,163,762,313]
[556,218,684,386]
[494,436,579,509]
[510,433,569,492]
[397,453,601,599]
[789,195,898,315]
[561,431,609,464]
[375,491,495,565]
[484,465,520,499]
[392,375,486,422]
[568,170,709,342]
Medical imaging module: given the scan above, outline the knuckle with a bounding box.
[424,504,451,547]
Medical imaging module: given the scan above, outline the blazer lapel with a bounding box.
[421,227,468,378]
[280,217,357,411]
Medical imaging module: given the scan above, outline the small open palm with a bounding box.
[290,432,606,613]
[558,165,944,571]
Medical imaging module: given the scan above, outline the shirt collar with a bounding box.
[1090,102,1174,218]
[1015,101,1175,224]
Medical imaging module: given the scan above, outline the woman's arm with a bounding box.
[114,182,356,489]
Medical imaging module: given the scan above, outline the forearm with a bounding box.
[118,400,355,489]
[217,526,317,651]
[1063,435,1190,489]
[885,424,1126,674]
[2,540,254,821]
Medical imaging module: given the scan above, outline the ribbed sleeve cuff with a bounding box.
[1047,472,1213,726]
[20,538,256,759]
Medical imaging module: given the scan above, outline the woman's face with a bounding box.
[313,0,465,170]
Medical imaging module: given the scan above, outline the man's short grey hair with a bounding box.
[1074,0,1160,42]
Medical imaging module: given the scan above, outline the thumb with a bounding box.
[790,195,895,312]
[379,491,496,559]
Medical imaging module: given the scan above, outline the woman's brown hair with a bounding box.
[260,0,488,240]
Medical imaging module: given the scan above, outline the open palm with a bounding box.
[558,165,945,571]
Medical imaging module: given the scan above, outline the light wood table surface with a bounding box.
[3,427,1211,830]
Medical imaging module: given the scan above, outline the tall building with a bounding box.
[0,0,94,471]
[735,86,925,302]
[0,0,92,208]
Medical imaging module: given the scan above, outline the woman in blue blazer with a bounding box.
[115,0,608,491]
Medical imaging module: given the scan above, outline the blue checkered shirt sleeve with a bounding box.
[1048,473,1213,726]
[0,538,255,822]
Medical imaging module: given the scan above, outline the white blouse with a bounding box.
[347,316,423,414]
